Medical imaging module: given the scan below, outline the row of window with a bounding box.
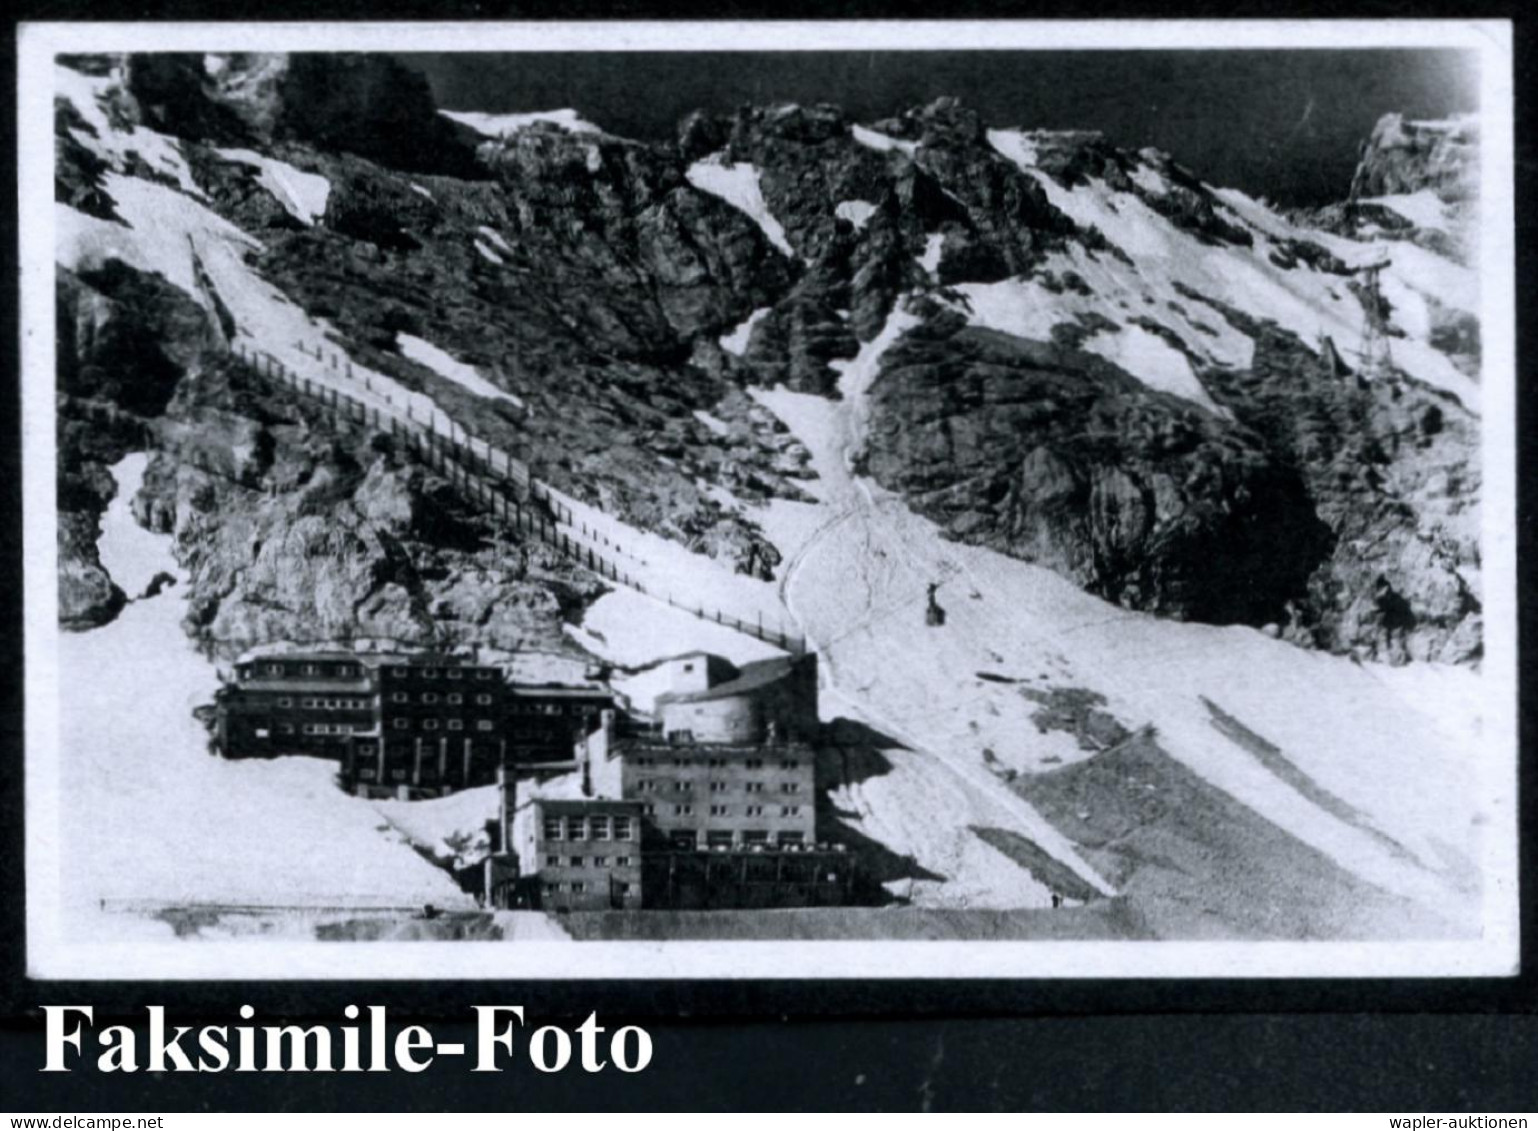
[542,815,635,841]
[672,830,806,847]
[635,780,800,794]
[275,696,370,710]
[658,804,800,817]
[544,881,633,897]
[389,718,496,732]
[385,667,495,681]
[252,722,352,738]
[253,662,363,678]
[390,691,495,706]
[544,855,634,868]
[249,663,497,681]
[510,702,604,716]
[356,767,469,783]
[632,756,801,769]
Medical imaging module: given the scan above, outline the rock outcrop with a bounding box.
[52,52,1484,664]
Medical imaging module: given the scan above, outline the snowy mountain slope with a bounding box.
[747,325,1482,932]
[985,129,1476,408]
[47,55,1495,935]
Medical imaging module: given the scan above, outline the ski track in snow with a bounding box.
[747,305,1486,919]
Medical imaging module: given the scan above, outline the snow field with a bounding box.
[685,156,796,258]
[749,351,1484,920]
[213,148,332,226]
[835,199,877,231]
[441,108,602,137]
[396,332,525,408]
[981,127,1478,410]
[719,307,771,356]
[59,458,474,929]
[851,125,918,156]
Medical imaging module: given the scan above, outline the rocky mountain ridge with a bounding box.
[54,53,1482,664]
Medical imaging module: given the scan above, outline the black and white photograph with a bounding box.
[17,19,1519,981]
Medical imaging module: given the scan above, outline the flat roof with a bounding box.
[508,684,612,698]
[655,654,801,706]
[534,797,644,814]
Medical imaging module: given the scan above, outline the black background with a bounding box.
[3,0,1536,1112]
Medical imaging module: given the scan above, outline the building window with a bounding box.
[567,818,586,840]
[591,816,610,840]
[673,781,692,793]
[617,883,632,896]
[781,760,801,770]
[543,818,563,840]
[254,727,271,739]
[301,698,317,709]
[743,830,769,843]
[393,719,408,729]
[545,855,559,867]
[276,697,293,708]
[745,805,763,817]
[302,664,319,675]
[592,856,608,867]
[422,692,439,704]
[423,669,441,679]
[448,669,463,680]
[682,663,695,673]
[476,720,494,732]
[570,882,587,895]
[778,831,805,845]
[707,758,725,768]
[613,817,632,840]
[744,782,764,793]
[780,806,800,817]
[709,805,730,816]
[279,723,295,735]
[709,782,728,793]
[448,720,464,731]
[638,780,656,793]
[423,719,440,731]
[707,830,733,847]
[360,768,375,781]
[615,856,632,867]
[447,693,463,705]
[392,692,408,703]
[781,783,801,794]
[568,857,584,868]
[642,805,655,816]
[477,670,494,680]
[476,693,493,705]
[745,759,763,770]
[391,769,407,781]
[674,805,694,816]
[263,663,283,676]
[357,743,376,755]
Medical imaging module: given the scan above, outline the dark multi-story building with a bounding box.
[216,650,507,798]
[218,653,380,761]
[351,657,506,796]
[505,682,615,765]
